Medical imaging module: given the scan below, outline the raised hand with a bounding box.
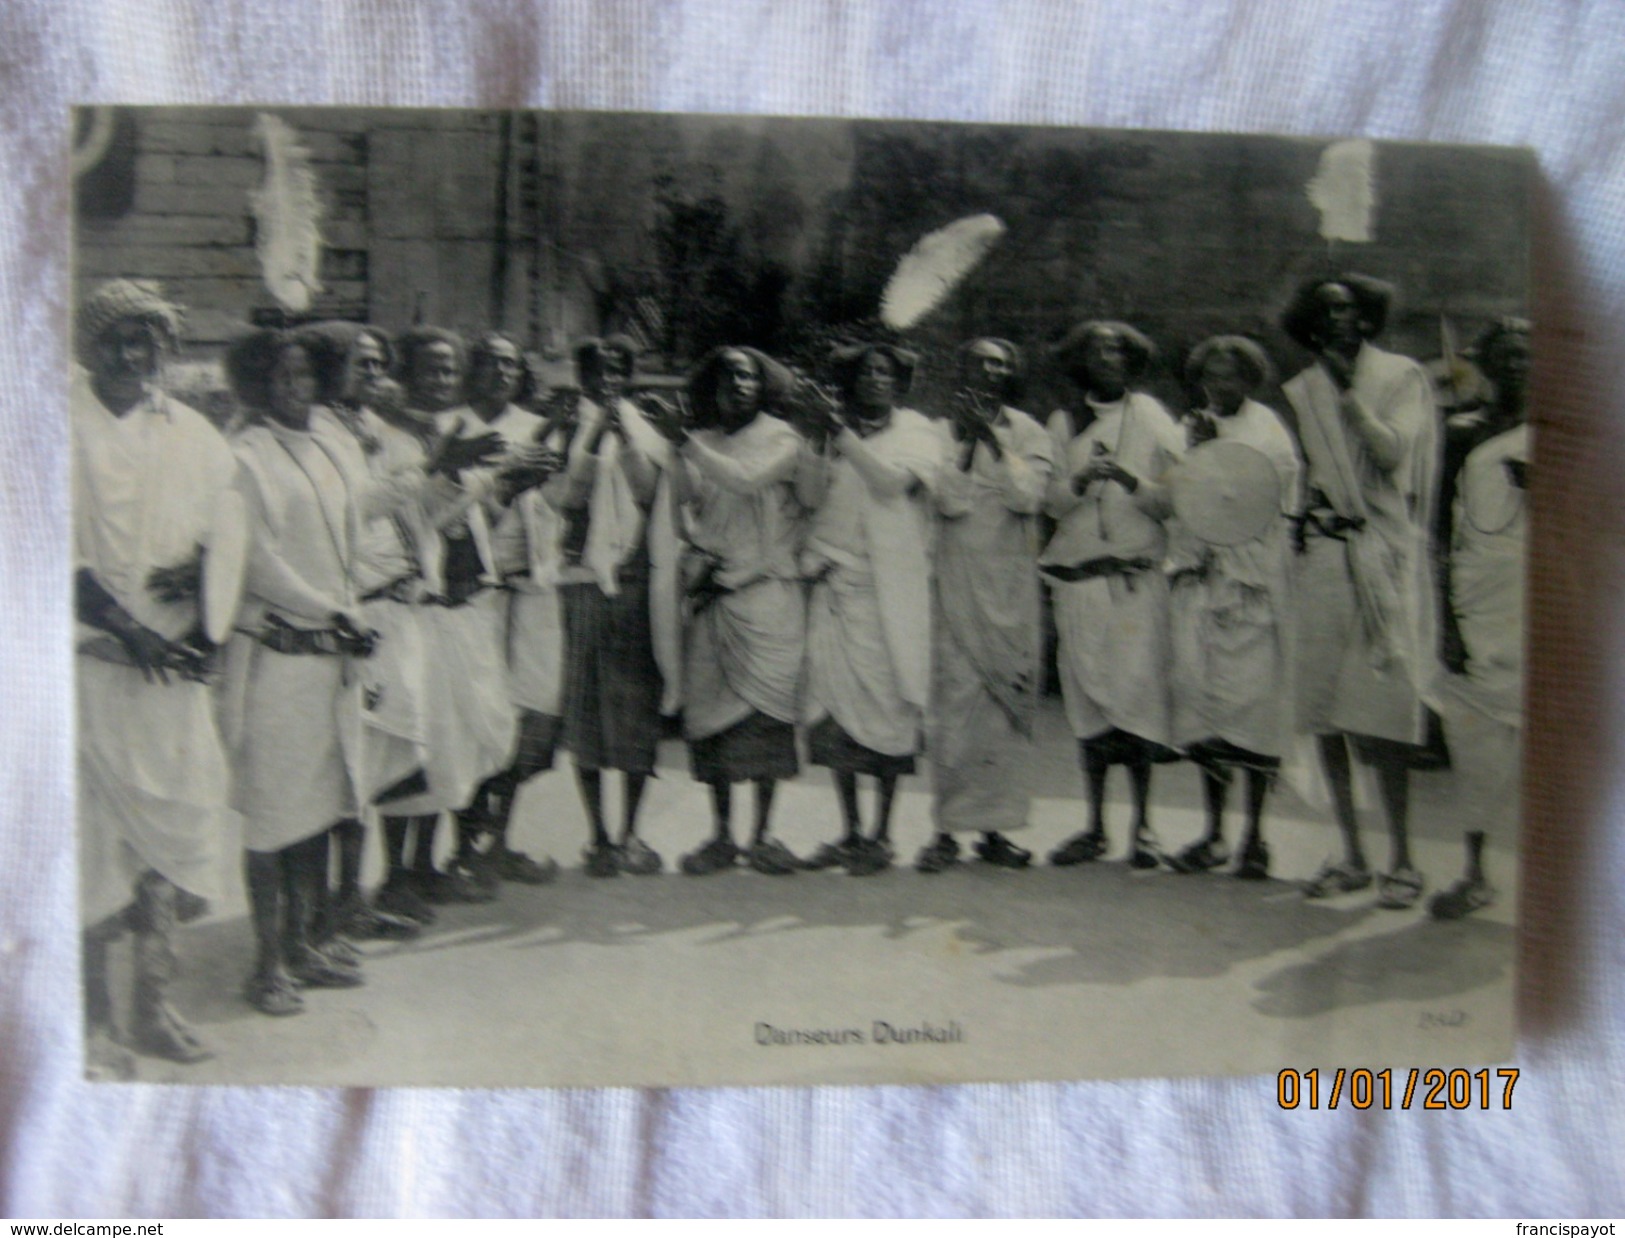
[430,430,505,479]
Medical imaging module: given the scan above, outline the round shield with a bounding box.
[203,489,249,644]
[1170,440,1281,547]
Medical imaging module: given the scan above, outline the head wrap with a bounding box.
[74,279,184,369]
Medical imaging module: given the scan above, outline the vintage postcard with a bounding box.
[71,107,1531,1087]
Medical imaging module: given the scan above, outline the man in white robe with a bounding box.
[1430,318,1530,920]
[1042,322,1184,870]
[669,347,808,876]
[1167,336,1301,880]
[1281,276,1440,908]
[917,339,1055,874]
[800,344,946,877]
[74,280,238,1074]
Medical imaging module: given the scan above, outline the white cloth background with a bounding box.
[4,0,1623,1217]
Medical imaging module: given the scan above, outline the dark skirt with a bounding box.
[508,709,564,783]
[1186,737,1282,777]
[560,578,663,775]
[807,716,917,778]
[1078,727,1182,766]
[689,711,799,784]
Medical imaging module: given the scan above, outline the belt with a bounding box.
[1295,510,1366,546]
[1040,555,1157,584]
[254,623,357,656]
[362,576,418,603]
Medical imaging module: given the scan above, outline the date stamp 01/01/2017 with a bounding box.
[1276,1067,1520,1110]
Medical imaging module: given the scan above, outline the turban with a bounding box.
[75,279,184,369]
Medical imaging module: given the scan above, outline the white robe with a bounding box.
[803,408,944,757]
[73,372,239,927]
[1042,393,1185,745]
[221,416,366,852]
[1168,399,1302,756]
[1284,343,1439,743]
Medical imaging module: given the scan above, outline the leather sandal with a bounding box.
[245,968,305,1017]
[914,833,961,874]
[618,837,664,876]
[974,833,1032,869]
[1376,865,1426,910]
[1171,839,1230,874]
[680,836,741,876]
[1233,839,1270,881]
[583,842,622,878]
[746,837,802,875]
[1428,876,1495,921]
[1303,859,1373,899]
[1049,831,1108,866]
[845,838,894,877]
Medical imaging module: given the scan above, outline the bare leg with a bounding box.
[709,781,734,846]
[834,770,863,844]
[1240,769,1270,853]
[751,778,777,845]
[1316,733,1366,868]
[382,815,411,881]
[575,767,610,847]
[410,813,440,875]
[1127,755,1153,840]
[1463,829,1486,883]
[1200,769,1228,846]
[873,773,900,846]
[244,849,288,986]
[620,772,649,844]
[1082,742,1110,840]
[1374,756,1412,872]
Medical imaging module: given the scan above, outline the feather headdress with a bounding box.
[250,113,325,313]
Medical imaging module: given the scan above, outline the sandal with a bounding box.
[339,897,422,942]
[1049,831,1108,867]
[618,837,664,876]
[1170,839,1230,874]
[680,836,741,876]
[1429,876,1496,921]
[375,877,437,926]
[1233,839,1270,881]
[914,833,962,874]
[1302,859,1373,899]
[746,837,802,876]
[583,842,621,878]
[493,847,559,886]
[803,840,859,871]
[286,945,364,990]
[1377,865,1426,910]
[245,968,305,1017]
[131,1001,214,1065]
[846,838,894,877]
[416,866,496,905]
[974,833,1031,869]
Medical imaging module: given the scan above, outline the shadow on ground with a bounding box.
[153,859,1514,1039]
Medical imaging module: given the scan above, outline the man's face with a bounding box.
[472,339,525,406]
[1199,351,1248,414]
[346,335,390,405]
[1487,331,1532,400]
[92,318,162,392]
[270,344,317,423]
[1316,283,1363,351]
[964,341,1013,404]
[716,349,762,424]
[1082,332,1128,396]
[587,356,631,402]
[410,341,462,411]
[854,351,899,411]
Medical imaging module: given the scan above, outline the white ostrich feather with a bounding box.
[879,213,1006,330]
[250,113,325,313]
[1306,138,1375,244]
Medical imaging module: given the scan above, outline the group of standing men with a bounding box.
[74,272,1529,1076]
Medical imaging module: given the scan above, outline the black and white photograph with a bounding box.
[71,105,1532,1087]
